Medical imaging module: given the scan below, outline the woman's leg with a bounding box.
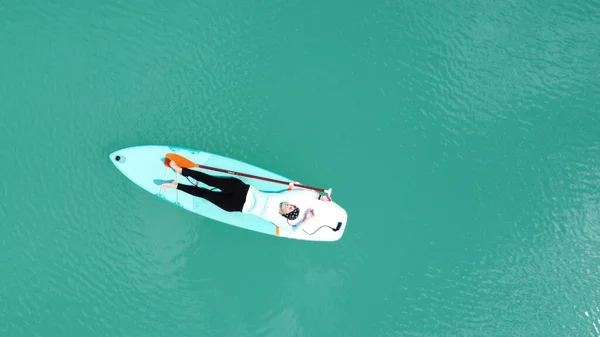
[181,168,248,194]
[176,183,245,212]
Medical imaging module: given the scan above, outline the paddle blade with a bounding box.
[165,153,199,169]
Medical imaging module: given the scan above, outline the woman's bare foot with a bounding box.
[161,179,178,189]
[169,160,182,174]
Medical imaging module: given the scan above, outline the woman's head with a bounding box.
[279,202,299,220]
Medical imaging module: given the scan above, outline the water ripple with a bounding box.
[2,0,600,336]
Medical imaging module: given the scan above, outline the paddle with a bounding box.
[164,153,332,196]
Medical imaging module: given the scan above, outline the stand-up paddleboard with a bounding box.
[109,145,347,241]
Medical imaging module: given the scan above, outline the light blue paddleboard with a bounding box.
[109,145,347,241]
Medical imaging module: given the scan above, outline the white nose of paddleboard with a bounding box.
[110,152,126,164]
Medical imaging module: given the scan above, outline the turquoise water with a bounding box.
[2,0,600,336]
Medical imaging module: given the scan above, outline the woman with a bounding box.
[161,160,332,233]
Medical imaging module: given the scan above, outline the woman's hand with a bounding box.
[305,209,315,221]
[319,194,332,202]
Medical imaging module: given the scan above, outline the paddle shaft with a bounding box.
[194,163,328,193]
[165,152,332,195]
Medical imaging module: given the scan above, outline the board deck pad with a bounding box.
[109,145,347,241]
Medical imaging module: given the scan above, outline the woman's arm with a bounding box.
[283,188,332,202]
[291,209,315,232]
